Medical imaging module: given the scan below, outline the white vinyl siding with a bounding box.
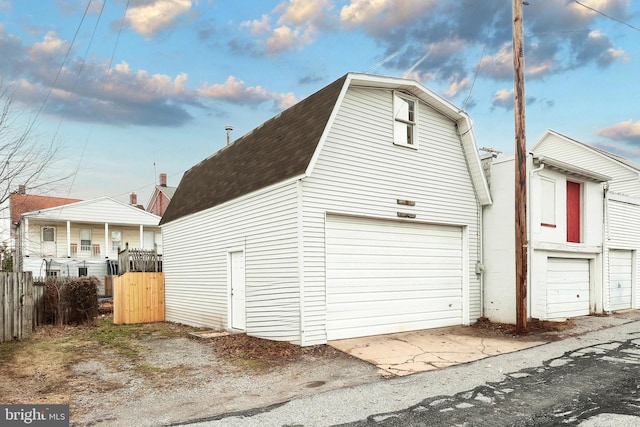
[325,215,463,340]
[609,250,633,311]
[163,181,301,343]
[301,86,480,345]
[607,197,640,310]
[546,258,590,318]
[534,133,640,197]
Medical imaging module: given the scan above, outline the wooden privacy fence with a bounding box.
[0,272,42,343]
[113,272,164,324]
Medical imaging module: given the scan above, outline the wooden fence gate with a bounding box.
[113,272,165,324]
[0,272,36,343]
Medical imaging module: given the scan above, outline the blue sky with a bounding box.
[1,0,639,205]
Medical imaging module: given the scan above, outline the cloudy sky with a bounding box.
[1,0,638,205]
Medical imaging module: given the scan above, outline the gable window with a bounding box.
[566,181,581,243]
[540,178,556,227]
[80,229,92,252]
[393,92,418,148]
[42,226,56,242]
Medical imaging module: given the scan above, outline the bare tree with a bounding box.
[0,81,71,208]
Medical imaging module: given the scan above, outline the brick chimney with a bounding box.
[159,173,167,187]
[18,185,26,194]
[130,192,137,206]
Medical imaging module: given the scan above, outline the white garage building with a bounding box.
[482,129,640,323]
[161,73,491,346]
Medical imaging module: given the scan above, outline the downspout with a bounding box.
[296,179,306,345]
[527,158,545,319]
[602,181,610,314]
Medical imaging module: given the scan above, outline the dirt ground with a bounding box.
[0,312,594,427]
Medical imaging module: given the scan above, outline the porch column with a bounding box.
[104,223,109,258]
[140,225,144,248]
[67,221,71,257]
[24,217,29,255]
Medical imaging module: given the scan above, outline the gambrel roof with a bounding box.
[161,73,491,225]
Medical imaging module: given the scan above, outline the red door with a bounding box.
[566,181,581,243]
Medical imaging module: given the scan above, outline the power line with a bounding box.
[463,0,502,110]
[572,0,640,32]
[66,0,131,199]
[28,0,93,135]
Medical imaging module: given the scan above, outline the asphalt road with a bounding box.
[176,319,640,427]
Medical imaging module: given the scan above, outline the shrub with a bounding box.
[44,276,100,325]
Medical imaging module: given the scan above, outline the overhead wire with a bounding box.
[66,0,131,199]
[572,0,640,32]
[462,0,502,110]
[27,0,93,138]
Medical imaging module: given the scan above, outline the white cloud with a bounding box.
[197,75,298,107]
[240,14,271,35]
[570,0,630,17]
[265,25,304,55]
[28,31,69,56]
[125,0,192,37]
[598,119,640,141]
[340,0,436,33]
[492,88,514,110]
[241,0,333,56]
[477,43,513,80]
[278,0,332,27]
[444,76,471,98]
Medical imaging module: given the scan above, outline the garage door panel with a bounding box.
[328,279,463,293]
[326,215,464,340]
[330,306,463,326]
[547,258,590,318]
[329,313,463,340]
[329,289,463,304]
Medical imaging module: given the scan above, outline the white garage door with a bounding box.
[609,250,633,311]
[547,257,590,318]
[325,215,463,341]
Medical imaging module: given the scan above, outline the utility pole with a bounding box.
[513,0,528,332]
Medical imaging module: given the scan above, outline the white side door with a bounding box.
[229,250,246,330]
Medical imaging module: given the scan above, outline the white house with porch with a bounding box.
[13,196,161,294]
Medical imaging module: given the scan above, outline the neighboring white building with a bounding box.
[161,73,492,346]
[483,152,609,323]
[12,195,162,294]
[532,130,640,314]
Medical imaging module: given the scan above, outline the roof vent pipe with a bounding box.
[225,125,233,146]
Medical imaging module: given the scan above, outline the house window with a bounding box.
[566,181,581,243]
[80,229,92,252]
[42,226,56,242]
[47,270,59,278]
[393,92,418,148]
[78,267,88,276]
[111,231,122,253]
[540,178,556,227]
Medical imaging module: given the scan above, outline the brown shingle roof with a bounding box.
[10,193,82,225]
[161,74,347,225]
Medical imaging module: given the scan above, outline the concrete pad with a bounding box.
[330,327,546,376]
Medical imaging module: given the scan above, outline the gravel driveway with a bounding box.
[71,334,383,426]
